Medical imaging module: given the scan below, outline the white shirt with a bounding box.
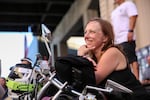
[111,1,138,44]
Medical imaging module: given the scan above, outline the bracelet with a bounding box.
[128,30,134,32]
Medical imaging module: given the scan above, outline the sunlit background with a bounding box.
[0,32,84,77]
[0,32,38,77]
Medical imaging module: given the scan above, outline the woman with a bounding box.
[77,17,150,100]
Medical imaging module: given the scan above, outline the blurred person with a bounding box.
[8,57,32,79]
[0,84,5,100]
[141,56,150,85]
[147,55,150,65]
[111,0,139,80]
[0,77,8,99]
[20,57,32,68]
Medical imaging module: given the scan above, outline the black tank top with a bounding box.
[99,67,150,100]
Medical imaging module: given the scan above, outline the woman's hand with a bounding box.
[77,45,95,56]
[77,45,90,56]
[127,32,134,42]
[83,56,97,67]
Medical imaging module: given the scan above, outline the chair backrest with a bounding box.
[55,55,96,92]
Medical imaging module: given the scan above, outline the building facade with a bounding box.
[51,0,150,66]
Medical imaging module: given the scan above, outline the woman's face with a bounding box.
[0,78,6,86]
[84,21,107,50]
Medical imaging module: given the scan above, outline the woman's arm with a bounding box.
[95,47,126,84]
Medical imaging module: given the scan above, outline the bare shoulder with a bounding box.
[104,47,121,55]
[100,47,122,62]
[101,47,126,71]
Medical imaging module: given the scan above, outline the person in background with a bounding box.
[77,17,150,100]
[20,57,32,68]
[111,0,139,80]
[8,57,32,79]
[0,84,5,100]
[0,77,8,99]
[146,55,150,66]
[141,55,150,85]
